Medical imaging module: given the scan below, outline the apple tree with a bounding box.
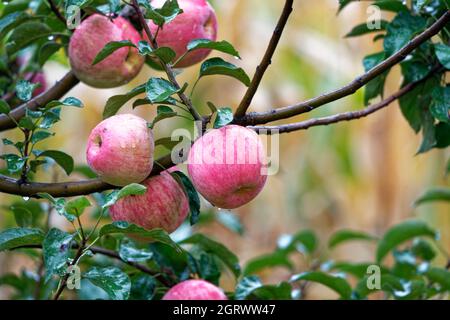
[0,0,449,300]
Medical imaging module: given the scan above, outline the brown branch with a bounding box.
[249,65,443,134]
[0,71,79,132]
[47,0,67,25]
[0,153,173,197]
[131,0,202,122]
[234,0,294,118]
[237,10,450,126]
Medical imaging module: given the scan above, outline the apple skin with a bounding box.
[162,280,228,300]
[146,0,218,68]
[109,168,189,233]
[187,125,268,209]
[69,14,144,88]
[86,114,154,187]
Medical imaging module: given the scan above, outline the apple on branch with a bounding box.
[146,0,218,68]
[69,14,144,88]
[163,279,228,300]
[188,125,268,209]
[86,114,154,186]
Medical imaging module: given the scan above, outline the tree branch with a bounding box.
[234,0,294,118]
[47,0,67,25]
[0,71,79,132]
[131,0,202,122]
[237,10,450,125]
[249,65,443,134]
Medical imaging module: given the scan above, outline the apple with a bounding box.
[86,114,154,186]
[109,168,189,233]
[68,14,144,88]
[187,125,268,209]
[146,0,218,68]
[162,279,228,300]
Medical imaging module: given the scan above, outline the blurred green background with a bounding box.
[0,0,448,299]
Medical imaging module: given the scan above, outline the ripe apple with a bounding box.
[86,114,154,186]
[69,14,144,88]
[146,0,218,68]
[109,168,189,233]
[162,279,228,300]
[187,125,268,209]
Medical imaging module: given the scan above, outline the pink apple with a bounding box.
[86,114,154,186]
[146,0,218,68]
[163,279,228,300]
[69,14,144,88]
[109,168,189,233]
[187,125,268,209]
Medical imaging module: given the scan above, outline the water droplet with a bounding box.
[23,196,30,201]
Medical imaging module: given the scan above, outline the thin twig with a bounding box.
[234,0,294,118]
[47,0,67,25]
[237,10,450,125]
[131,0,202,121]
[249,65,443,134]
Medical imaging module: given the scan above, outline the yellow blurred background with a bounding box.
[0,0,448,299]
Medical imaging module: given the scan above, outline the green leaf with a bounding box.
[103,85,146,119]
[40,108,61,129]
[16,80,39,102]
[35,150,74,175]
[414,187,450,206]
[142,0,183,26]
[383,12,427,57]
[354,274,404,298]
[328,230,377,249]
[213,107,233,129]
[38,41,61,66]
[99,221,181,252]
[328,262,388,278]
[235,276,291,300]
[0,99,11,114]
[129,274,156,300]
[411,239,436,261]
[434,44,450,69]
[152,47,176,64]
[0,12,35,39]
[92,40,136,66]
[6,21,53,55]
[290,272,352,299]
[435,122,450,149]
[119,238,153,262]
[425,267,450,291]
[84,266,131,300]
[430,86,449,123]
[180,234,241,278]
[417,109,437,154]
[170,171,200,225]
[31,131,53,145]
[376,220,436,263]
[137,40,152,55]
[102,183,147,208]
[199,58,251,87]
[150,105,177,128]
[187,39,241,58]
[11,206,33,228]
[243,251,293,276]
[65,197,91,217]
[345,20,388,38]
[42,228,74,282]
[277,230,317,255]
[146,78,179,103]
[362,52,387,105]
[154,137,180,150]
[0,228,44,251]
[374,0,409,12]
[0,154,26,173]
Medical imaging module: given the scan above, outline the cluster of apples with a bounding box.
[68,0,218,88]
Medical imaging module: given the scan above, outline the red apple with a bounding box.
[109,168,189,233]
[86,114,154,186]
[69,14,144,88]
[162,279,228,300]
[146,0,218,68]
[187,125,268,209]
